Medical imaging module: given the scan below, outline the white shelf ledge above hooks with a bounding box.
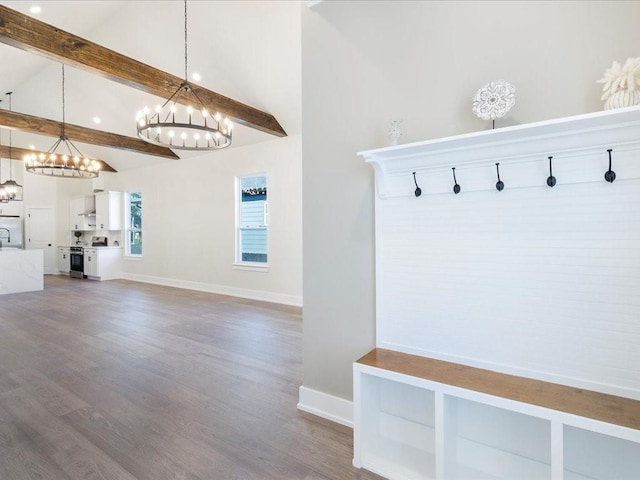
[359,105,640,198]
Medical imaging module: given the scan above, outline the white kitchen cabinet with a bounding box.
[83,248,98,277]
[57,247,70,273]
[69,195,96,231]
[95,191,123,230]
[83,247,121,280]
[0,201,23,217]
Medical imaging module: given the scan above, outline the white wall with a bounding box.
[103,134,302,305]
[301,1,640,402]
[375,134,640,398]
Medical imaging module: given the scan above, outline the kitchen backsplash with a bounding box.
[71,230,122,247]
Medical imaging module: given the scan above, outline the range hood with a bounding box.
[78,209,96,217]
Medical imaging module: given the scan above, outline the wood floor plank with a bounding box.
[57,370,266,479]
[8,369,88,416]
[0,276,383,480]
[0,365,20,394]
[62,406,206,480]
[0,389,138,480]
[94,331,164,358]
[0,373,19,394]
[0,402,73,480]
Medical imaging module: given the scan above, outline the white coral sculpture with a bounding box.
[597,57,640,101]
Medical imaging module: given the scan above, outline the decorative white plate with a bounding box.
[472,80,516,121]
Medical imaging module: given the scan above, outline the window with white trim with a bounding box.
[236,174,267,265]
[126,192,142,256]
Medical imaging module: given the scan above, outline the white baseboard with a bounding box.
[297,386,353,428]
[121,272,303,307]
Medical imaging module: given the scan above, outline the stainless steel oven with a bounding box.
[69,246,84,278]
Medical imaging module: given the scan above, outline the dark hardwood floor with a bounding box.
[0,276,382,480]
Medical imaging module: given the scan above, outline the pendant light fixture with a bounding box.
[136,0,232,150]
[24,65,101,178]
[0,92,23,201]
[0,160,8,204]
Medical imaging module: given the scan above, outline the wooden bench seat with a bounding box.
[357,348,640,431]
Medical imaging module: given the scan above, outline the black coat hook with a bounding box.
[412,172,422,197]
[452,168,461,194]
[604,149,616,183]
[546,156,556,188]
[495,163,504,191]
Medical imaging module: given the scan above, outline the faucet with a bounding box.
[0,227,10,249]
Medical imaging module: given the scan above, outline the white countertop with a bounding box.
[63,245,122,249]
[0,248,44,295]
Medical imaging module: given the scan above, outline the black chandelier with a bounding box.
[0,92,23,200]
[136,0,232,151]
[24,66,101,178]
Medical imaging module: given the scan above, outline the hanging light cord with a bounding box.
[184,0,188,82]
[61,65,66,137]
[60,65,72,157]
[7,92,12,178]
[0,99,3,185]
[56,65,86,159]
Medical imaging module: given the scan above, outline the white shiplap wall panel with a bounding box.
[365,108,640,399]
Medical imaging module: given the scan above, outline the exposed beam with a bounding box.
[0,5,288,138]
[0,145,117,173]
[0,109,179,160]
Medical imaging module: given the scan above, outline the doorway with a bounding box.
[27,207,56,275]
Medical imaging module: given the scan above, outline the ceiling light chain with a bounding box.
[62,64,66,134]
[0,101,7,204]
[184,0,188,82]
[136,0,232,151]
[24,65,101,179]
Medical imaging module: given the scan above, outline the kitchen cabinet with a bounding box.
[95,191,123,230]
[69,196,96,231]
[57,247,70,273]
[83,247,121,280]
[83,248,98,277]
[0,201,22,217]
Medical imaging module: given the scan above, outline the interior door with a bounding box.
[27,207,56,275]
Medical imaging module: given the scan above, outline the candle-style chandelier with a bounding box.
[24,65,101,178]
[136,0,232,151]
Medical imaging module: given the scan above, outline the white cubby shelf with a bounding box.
[353,348,640,480]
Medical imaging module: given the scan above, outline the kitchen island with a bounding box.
[0,249,44,295]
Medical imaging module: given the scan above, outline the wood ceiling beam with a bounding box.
[0,5,287,138]
[0,145,117,173]
[0,109,179,160]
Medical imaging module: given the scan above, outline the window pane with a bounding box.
[130,230,142,255]
[241,228,267,263]
[240,201,265,227]
[128,192,142,255]
[238,175,267,264]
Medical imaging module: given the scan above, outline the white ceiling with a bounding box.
[0,1,301,172]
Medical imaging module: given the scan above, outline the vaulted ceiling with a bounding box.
[0,1,301,172]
